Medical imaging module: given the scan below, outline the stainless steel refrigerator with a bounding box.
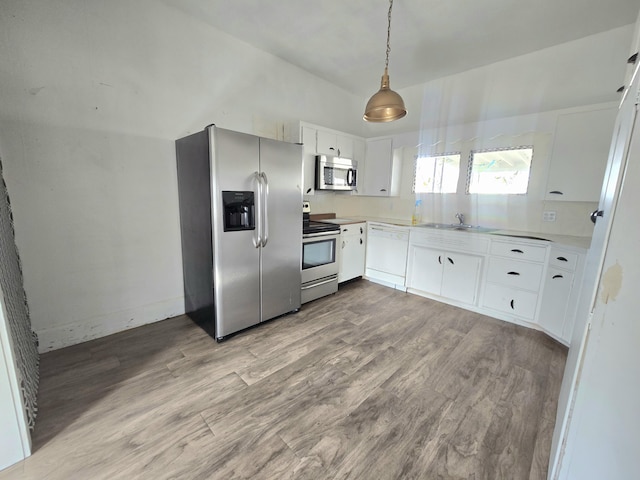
[176,125,302,341]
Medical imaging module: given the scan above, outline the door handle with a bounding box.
[507,271,520,276]
[590,209,604,224]
[510,299,515,310]
[253,172,262,248]
[261,172,269,247]
[447,257,454,265]
[438,255,442,264]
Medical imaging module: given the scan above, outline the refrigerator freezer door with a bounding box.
[259,137,303,321]
[210,127,261,338]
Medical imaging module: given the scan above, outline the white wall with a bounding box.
[0,0,363,351]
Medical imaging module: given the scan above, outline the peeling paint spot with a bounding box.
[28,86,45,95]
[600,261,623,304]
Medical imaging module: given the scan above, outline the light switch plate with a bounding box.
[543,211,557,222]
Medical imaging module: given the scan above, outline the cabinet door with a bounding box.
[339,229,366,282]
[301,126,317,195]
[538,268,574,340]
[362,138,393,196]
[441,252,482,305]
[546,108,617,201]
[316,130,338,155]
[352,138,365,194]
[407,246,443,295]
[336,134,354,159]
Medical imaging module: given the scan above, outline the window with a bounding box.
[467,147,533,194]
[413,153,460,193]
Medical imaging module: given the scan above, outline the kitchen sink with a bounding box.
[417,223,496,233]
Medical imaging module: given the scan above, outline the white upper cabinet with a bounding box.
[361,138,400,197]
[545,107,617,202]
[316,130,354,159]
[300,125,317,196]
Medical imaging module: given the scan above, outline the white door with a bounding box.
[550,81,639,477]
[555,101,640,479]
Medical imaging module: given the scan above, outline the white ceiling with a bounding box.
[163,0,637,95]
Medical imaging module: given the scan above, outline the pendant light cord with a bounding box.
[385,0,393,70]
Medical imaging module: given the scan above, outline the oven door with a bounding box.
[302,233,339,283]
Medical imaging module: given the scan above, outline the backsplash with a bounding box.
[305,140,598,238]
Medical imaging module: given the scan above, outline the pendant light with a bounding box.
[363,0,407,122]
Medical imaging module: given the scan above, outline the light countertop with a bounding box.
[327,216,591,250]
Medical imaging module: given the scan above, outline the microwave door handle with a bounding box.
[261,172,269,247]
[253,172,262,248]
[347,168,353,186]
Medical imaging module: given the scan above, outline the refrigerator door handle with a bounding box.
[253,171,262,248]
[261,171,269,247]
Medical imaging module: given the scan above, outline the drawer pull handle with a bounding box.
[511,249,524,254]
[549,190,564,195]
[507,271,520,276]
[557,256,568,262]
[448,257,454,265]
[510,299,515,309]
[552,274,564,279]
[360,227,363,234]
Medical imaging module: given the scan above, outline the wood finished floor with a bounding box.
[2,280,567,480]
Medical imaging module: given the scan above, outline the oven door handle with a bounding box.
[260,171,269,247]
[253,171,262,248]
[301,277,337,290]
[303,232,339,238]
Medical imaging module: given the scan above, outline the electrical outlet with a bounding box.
[543,211,557,222]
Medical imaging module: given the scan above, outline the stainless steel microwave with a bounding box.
[315,155,357,191]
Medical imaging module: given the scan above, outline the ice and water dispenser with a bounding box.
[222,191,255,232]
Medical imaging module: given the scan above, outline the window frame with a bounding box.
[465,145,534,195]
[413,151,462,194]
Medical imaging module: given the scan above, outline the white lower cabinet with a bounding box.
[482,283,539,320]
[408,246,482,305]
[538,247,585,343]
[378,223,586,345]
[338,223,366,283]
[538,268,574,338]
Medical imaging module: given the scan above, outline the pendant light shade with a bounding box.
[363,0,406,123]
[363,68,407,122]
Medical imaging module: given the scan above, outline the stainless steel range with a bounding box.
[302,210,340,303]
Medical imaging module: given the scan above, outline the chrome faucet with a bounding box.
[455,213,465,225]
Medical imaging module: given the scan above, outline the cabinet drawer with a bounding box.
[341,223,366,236]
[490,241,547,262]
[486,257,544,291]
[549,250,579,271]
[482,283,538,320]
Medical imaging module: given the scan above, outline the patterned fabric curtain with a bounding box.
[0,157,39,429]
